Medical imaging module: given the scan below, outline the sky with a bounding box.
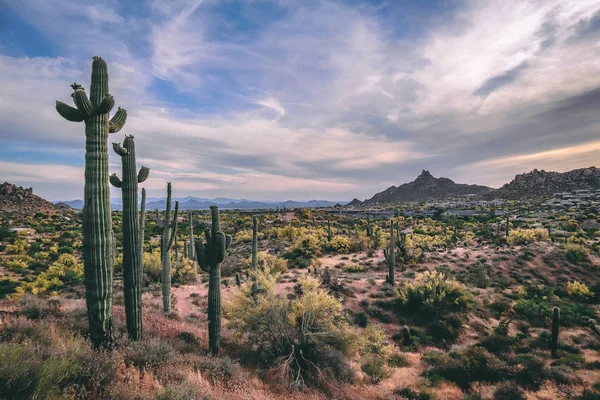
[1,0,600,202]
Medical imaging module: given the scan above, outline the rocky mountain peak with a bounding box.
[0,182,56,215]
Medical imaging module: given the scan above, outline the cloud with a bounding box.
[2,0,600,201]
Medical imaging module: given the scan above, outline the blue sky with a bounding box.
[1,0,600,201]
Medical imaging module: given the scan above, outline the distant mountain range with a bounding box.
[353,167,600,205]
[485,167,600,200]
[359,170,493,204]
[53,197,345,210]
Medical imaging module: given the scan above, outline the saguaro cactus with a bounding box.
[251,216,259,297]
[505,214,510,237]
[327,219,333,242]
[384,219,395,285]
[55,56,126,347]
[366,219,373,237]
[402,326,412,346]
[551,306,560,358]
[110,136,149,340]
[140,188,146,271]
[160,183,179,313]
[195,205,231,354]
[188,211,195,260]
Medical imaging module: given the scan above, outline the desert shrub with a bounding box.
[123,340,174,371]
[290,234,323,259]
[565,219,580,232]
[17,295,61,320]
[344,264,365,273]
[567,280,594,301]
[226,273,355,389]
[13,254,83,297]
[195,357,246,387]
[394,387,433,400]
[512,353,546,390]
[144,250,162,283]
[493,382,526,400]
[0,332,117,399]
[387,352,410,368]
[424,347,508,390]
[479,334,518,355]
[242,251,288,275]
[507,228,547,245]
[354,311,369,327]
[361,356,391,383]
[6,239,29,255]
[235,229,253,242]
[154,382,202,400]
[172,258,197,284]
[399,271,474,319]
[2,258,30,273]
[330,236,352,253]
[564,243,590,264]
[0,276,19,299]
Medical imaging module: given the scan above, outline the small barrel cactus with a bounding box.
[402,326,412,346]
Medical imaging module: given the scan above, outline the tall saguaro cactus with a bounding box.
[160,183,179,313]
[188,211,195,260]
[55,56,126,347]
[251,216,259,297]
[110,136,149,340]
[195,205,232,354]
[384,219,395,285]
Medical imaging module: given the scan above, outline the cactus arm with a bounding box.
[56,101,86,122]
[112,142,128,156]
[138,166,149,183]
[71,84,93,117]
[195,239,210,272]
[109,107,127,133]
[95,94,115,115]
[215,232,227,263]
[109,174,122,188]
[140,187,146,259]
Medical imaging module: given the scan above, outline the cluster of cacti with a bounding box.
[110,136,149,340]
[551,306,560,358]
[159,183,179,313]
[384,219,396,285]
[195,205,231,354]
[55,56,127,348]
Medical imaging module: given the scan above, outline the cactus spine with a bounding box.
[110,136,148,340]
[55,57,126,347]
[384,219,395,285]
[189,211,196,260]
[551,306,560,358]
[160,183,179,313]
[195,205,231,354]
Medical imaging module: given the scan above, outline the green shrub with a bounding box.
[195,357,246,388]
[394,388,433,400]
[387,352,410,368]
[154,383,202,400]
[123,340,174,371]
[242,251,288,275]
[564,244,590,264]
[344,264,365,273]
[399,271,474,319]
[361,356,391,384]
[330,236,352,253]
[507,228,547,245]
[493,382,526,400]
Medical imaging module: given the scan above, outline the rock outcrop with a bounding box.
[0,182,56,215]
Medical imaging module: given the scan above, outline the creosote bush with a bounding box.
[242,251,288,275]
[225,271,356,390]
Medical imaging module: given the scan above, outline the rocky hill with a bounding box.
[364,170,493,204]
[486,167,600,200]
[0,182,56,215]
